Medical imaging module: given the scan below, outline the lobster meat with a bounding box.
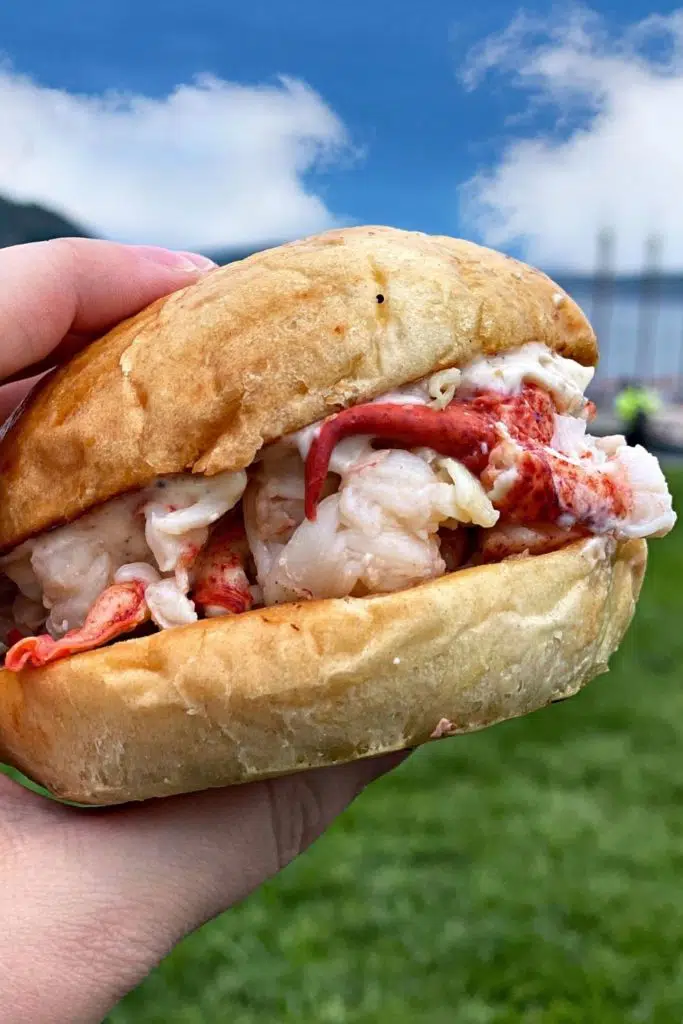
[304,385,633,534]
[474,523,589,564]
[191,515,253,617]
[5,580,149,670]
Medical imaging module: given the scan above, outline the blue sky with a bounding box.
[1,1,683,270]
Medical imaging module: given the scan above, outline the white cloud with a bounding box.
[0,67,353,251]
[459,8,683,272]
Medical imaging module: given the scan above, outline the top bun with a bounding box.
[0,226,596,550]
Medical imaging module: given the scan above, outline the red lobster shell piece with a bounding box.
[5,580,149,670]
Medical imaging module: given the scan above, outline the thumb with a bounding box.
[0,238,217,383]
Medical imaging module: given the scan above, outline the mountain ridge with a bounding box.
[0,193,91,247]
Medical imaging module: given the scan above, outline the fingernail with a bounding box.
[175,250,219,272]
[133,246,218,274]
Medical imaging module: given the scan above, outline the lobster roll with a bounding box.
[0,226,674,804]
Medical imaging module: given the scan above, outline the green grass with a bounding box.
[14,474,683,1022]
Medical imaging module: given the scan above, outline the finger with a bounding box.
[99,753,409,926]
[0,238,216,382]
[154,757,405,932]
[0,374,45,425]
[0,332,88,386]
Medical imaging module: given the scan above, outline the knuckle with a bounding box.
[43,236,80,263]
[264,775,328,870]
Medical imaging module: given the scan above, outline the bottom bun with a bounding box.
[0,537,646,805]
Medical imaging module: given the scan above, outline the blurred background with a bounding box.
[2,1,683,1020]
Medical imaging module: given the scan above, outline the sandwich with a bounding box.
[0,226,674,804]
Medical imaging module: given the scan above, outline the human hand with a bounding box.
[0,238,406,1024]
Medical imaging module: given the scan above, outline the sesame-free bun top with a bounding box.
[0,226,597,551]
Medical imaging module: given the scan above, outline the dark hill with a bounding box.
[0,194,89,247]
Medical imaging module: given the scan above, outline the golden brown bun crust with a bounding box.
[0,538,645,805]
[0,226,596,550]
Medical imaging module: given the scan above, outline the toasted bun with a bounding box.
[0,226,596,551]
[0,538,645,805]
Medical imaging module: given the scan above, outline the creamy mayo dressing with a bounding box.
[457,342,595,415]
